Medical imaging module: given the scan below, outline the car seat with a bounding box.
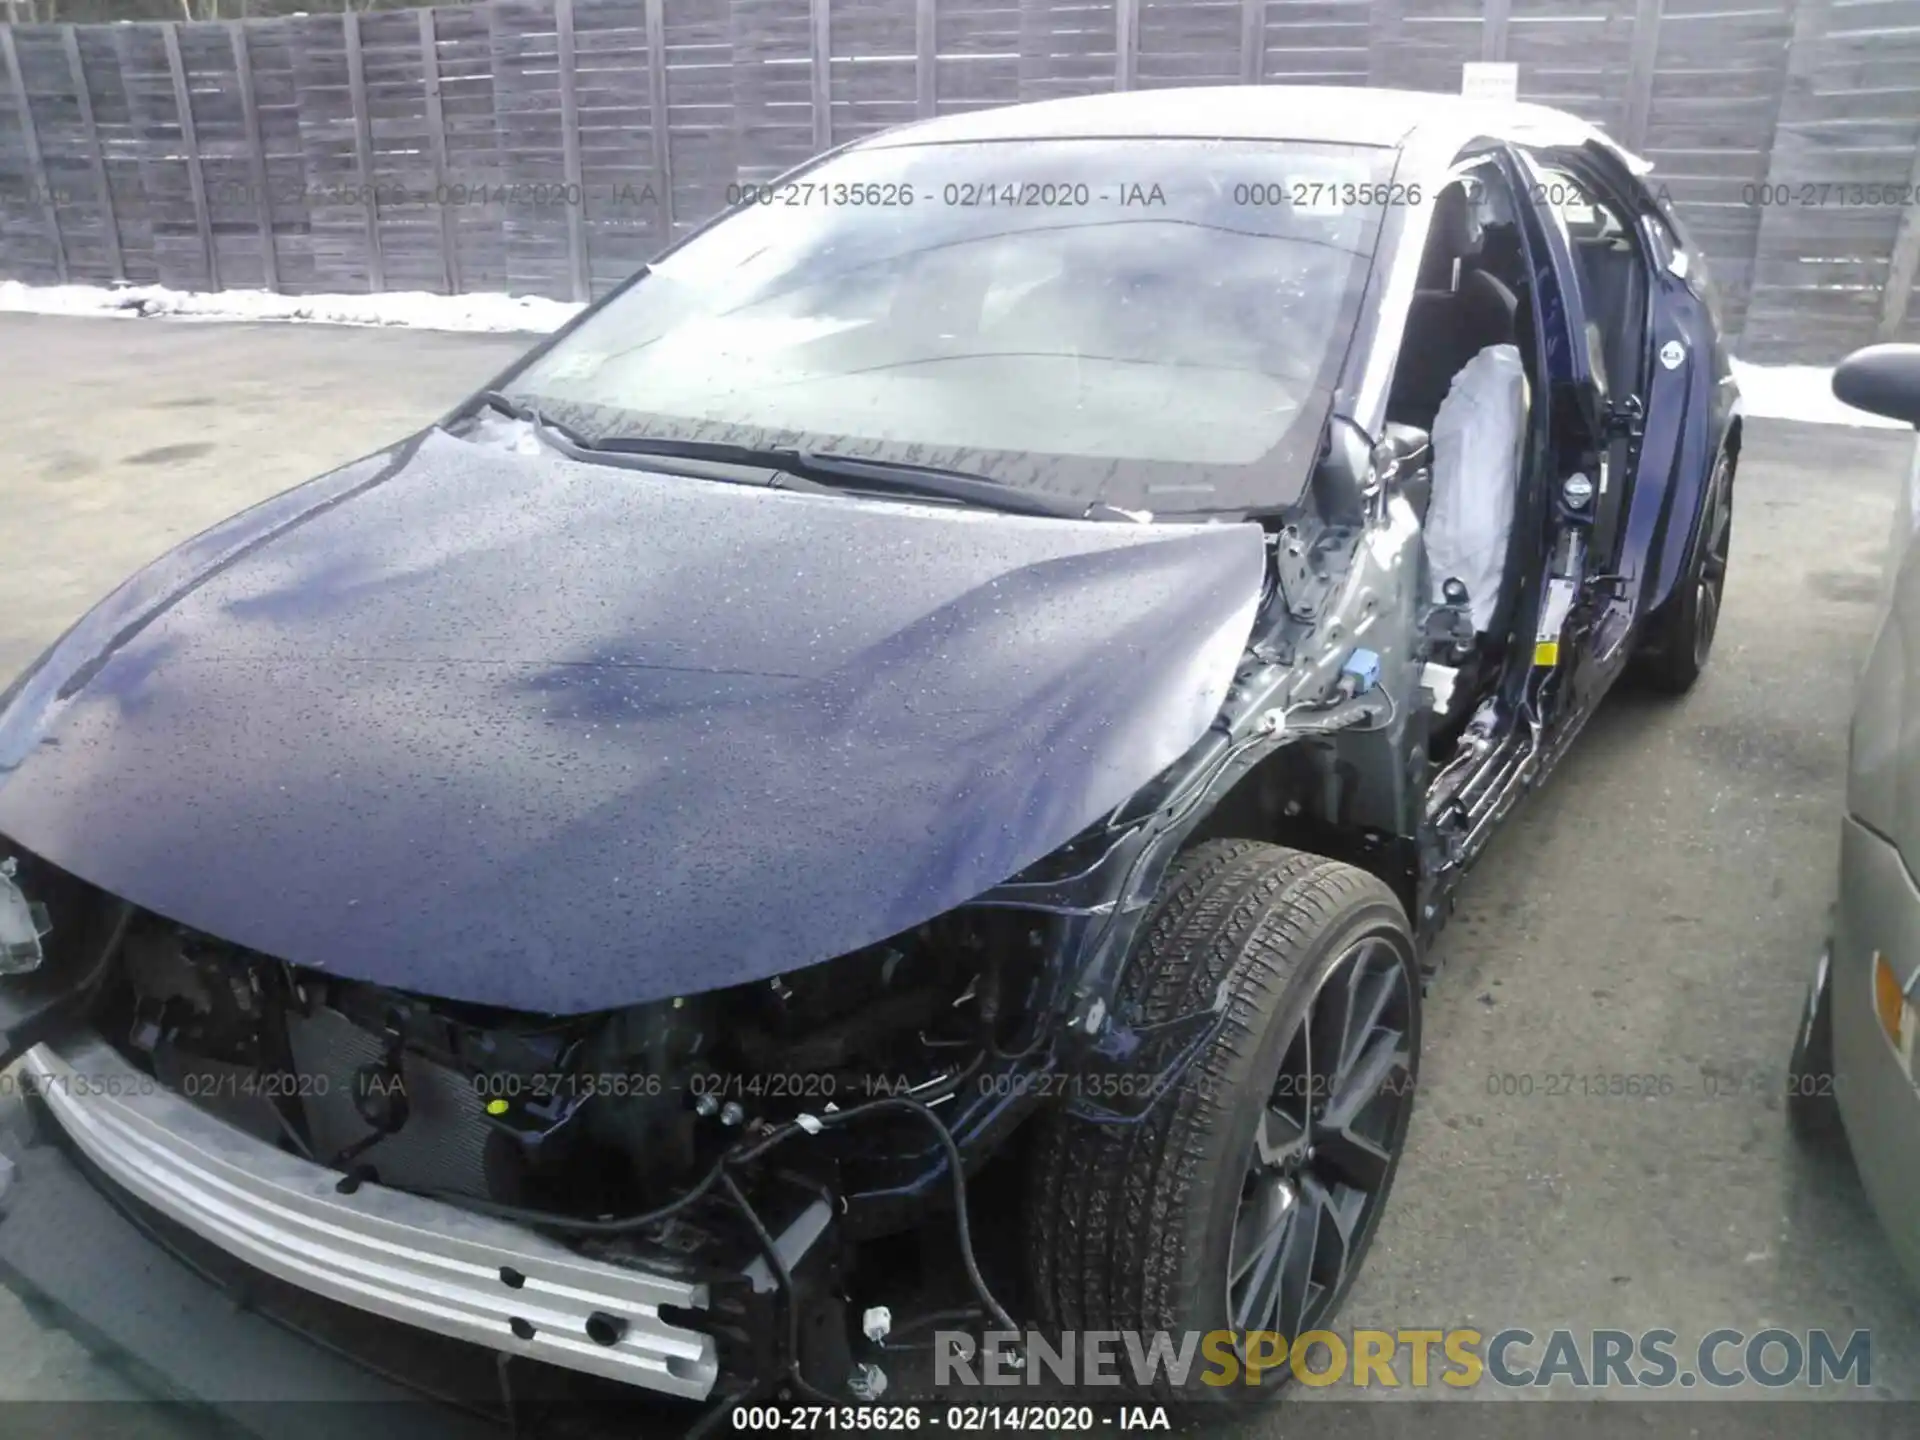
[1387,186,1524,432]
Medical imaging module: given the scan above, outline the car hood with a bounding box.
[0,427,1265,1014]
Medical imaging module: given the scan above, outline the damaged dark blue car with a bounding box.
[0,85,1737,1422]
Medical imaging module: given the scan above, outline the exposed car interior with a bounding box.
[1387,180,1530,436]
[1389,165,1542,746]
[1391,151,1661,827]
[1543,167,1652,563]
[1545,167,1648,410]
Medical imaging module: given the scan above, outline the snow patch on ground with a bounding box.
[0,279,584,334]
[1728,357,1906,431]
[1,279,1911,430]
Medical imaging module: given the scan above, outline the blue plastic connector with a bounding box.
[1340,647,1383,697]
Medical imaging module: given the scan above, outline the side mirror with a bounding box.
[1834,344,1920,428]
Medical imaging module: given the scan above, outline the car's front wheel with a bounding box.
[1026,840,1420,1401]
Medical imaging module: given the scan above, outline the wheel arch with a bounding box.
[1182,740,1421,931]
[1636,411,1736,643]
[1025,836,1422,1390]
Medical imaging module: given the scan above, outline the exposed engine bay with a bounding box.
[105,906,1042,1223]
[26,895,1084,1406]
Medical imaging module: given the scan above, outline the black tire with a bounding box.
[1787,953,1845,1143]
[1635,447,1733,694]
[1026,840,1420,1402]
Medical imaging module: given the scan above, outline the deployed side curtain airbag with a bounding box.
[1426,344,1528,632]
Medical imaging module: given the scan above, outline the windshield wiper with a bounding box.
[577,435,1143,521]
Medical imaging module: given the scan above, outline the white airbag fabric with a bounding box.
[1426,343,1528,632]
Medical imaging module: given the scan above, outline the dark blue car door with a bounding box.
[1489,143,1629,712]
[1546,141,1722,646]
[1492,147,1601,419]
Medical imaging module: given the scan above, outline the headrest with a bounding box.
[1417,185,1484,289]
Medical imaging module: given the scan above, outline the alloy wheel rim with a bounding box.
[1225,935,1416,1349]
[1693,460,1732,670]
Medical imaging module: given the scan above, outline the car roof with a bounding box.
[856,84,1637,163]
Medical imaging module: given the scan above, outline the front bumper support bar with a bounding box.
[22,1031,719,1400]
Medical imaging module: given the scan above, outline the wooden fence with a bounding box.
[3,0,1920,361]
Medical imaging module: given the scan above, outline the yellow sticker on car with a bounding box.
[1534,578,1575,667]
